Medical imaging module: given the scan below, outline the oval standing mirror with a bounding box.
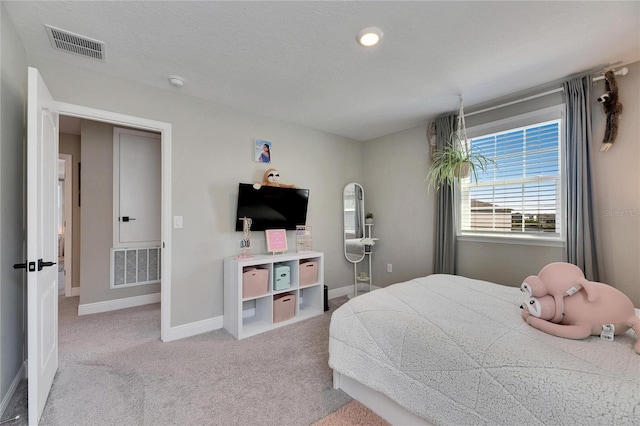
[343,183,365,263]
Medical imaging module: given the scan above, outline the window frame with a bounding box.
[456,105,566,245]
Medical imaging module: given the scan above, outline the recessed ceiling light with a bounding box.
[357,27,383,47]
[168,75,185,88]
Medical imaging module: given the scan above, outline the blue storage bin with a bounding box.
[273,264,291,290]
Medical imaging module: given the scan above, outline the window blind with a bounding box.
[460,119,562,238]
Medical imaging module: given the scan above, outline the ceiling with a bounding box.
[5,1,640,141]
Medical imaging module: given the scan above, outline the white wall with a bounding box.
[0,2,26,413]
[28,56,363,326]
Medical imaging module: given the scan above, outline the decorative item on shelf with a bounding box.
[361,237,377,253]
[358,271,369,282]
[236,217,253,259]
[427,97,495,190]
[253,168,296,190]
[365,212,374,224]
[296,225,313,253]
[265,229,288,254]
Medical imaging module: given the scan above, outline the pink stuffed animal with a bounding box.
[521,279,640,354]
[521,262,600,324]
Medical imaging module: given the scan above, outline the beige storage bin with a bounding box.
[242,267,269,298]
[273,292,296,323]
[299,261,319,286]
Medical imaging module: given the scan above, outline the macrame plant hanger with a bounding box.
[455,97,470,154]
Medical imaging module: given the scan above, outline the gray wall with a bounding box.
[364,63,640,308]
[360,124,435,286]
[591,61,640,305]
[78,120,161,305]
[28,56,363,326]
[59,133,81,290]
[0,3,26,413]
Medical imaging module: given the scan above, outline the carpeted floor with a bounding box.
[4,295,353,425]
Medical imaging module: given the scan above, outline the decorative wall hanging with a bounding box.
[255,139,272,163]
[597,70,624,151]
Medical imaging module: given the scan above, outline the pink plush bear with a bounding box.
[521,262,600,324]
[521,272,640,354]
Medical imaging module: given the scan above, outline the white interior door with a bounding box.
[113,127,161,246]
[27,67,59,425]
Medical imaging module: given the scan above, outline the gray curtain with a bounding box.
[563,75,600,281]
[433,115,457,274]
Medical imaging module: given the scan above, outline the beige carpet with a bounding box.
[312,401,389,426]
[5,295,353,425]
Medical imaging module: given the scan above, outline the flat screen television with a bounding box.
[235,183,310,231]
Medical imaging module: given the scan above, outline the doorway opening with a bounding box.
[57,103,172,342]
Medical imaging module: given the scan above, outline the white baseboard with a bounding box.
[78,292,160,316]
[0,361,26,418]
[158,284,376,343]
[328,284,381,300]
[162,316,223,342]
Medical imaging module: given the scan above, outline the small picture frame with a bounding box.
[265,229,287,254]
[255,139,272,163]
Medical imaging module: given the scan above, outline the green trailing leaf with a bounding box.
[427,133,496,190]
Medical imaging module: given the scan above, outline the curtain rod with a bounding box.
[463,66,629,118]
[592,66,628,83]
[465,87,564,118]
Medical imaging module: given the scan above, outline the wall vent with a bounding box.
[110,247,161,289]
[45,25,106,61]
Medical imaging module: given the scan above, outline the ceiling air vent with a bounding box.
[45,25,106,61]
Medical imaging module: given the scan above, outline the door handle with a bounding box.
[120,216,136,222]
[37,259,57,271]
[14,261,36,271]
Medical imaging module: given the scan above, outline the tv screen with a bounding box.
[235,183,310,231]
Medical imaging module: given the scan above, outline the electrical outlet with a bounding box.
[387,263,392,273]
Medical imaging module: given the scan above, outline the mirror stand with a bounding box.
[343,183,375,298]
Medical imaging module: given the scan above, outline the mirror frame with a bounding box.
[343,182,366,263]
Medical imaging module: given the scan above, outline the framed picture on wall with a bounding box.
[265,229,287,254]
[255,139,272,163]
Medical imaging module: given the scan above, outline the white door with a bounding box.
[27,67,59,425]
[113,128,161,246]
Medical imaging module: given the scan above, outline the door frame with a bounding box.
[57,101,172,341]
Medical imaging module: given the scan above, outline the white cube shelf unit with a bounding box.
[224,251,324,339]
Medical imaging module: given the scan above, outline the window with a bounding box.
[460,109,564,241]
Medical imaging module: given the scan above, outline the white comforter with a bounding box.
[329,274,640,425]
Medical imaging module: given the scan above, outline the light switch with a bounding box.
[173,216,183,228]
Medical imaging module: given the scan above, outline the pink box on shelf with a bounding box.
[299,261,319,287]
[242,267,269,298]
[273,292,296,323]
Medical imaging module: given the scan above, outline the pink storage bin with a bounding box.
[242,267,269,298]
[273,292,296,323]
[299,261,319,287]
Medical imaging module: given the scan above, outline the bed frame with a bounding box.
[333,370,432,425]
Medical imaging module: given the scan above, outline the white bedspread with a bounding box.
[329,274,640,425]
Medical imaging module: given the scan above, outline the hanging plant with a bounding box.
[427,98,495,189]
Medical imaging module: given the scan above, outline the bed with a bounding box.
[329,274,640,425]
